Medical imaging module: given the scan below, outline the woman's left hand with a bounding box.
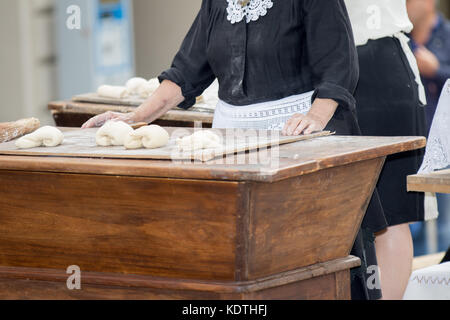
[282,98,339,136]
[282,113,326,136]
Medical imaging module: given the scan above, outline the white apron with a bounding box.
[212,91,315,130]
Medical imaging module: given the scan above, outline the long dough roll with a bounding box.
[97,85,129,99]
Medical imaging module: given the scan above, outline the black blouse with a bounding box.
[159,0,359,111]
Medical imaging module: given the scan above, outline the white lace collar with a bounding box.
[226,0,274,24]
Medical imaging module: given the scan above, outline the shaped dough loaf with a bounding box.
[97,85,129,99]
[124,125,169,150]
[138,78,160,99]
[177,131,222,152]
[96,121,134,146]
[126,77,148,95]
[15,126,64,149]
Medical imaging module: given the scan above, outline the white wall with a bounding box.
[0,0,26,122]
[0,0,56,124]
[132,0,202,78]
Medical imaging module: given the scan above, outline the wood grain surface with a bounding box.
[72,93,216,113]
[244,157,385,279]
[0,128,332,162]
[0,135,426,182]
[0,256,359,300]
[407,169,450,194]
[0,159,380,281]
[48,100,215,124]
[0,172,241,280]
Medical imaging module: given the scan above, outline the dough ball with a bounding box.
[126,77,148,95]
[137,83,154,99]
[177,131,222,152]
[96,121,134,147]
[15,126,64,149]
[97,85,129,99]
[124,125,169,150]
[148,78,160,91]
[138,78,160,99]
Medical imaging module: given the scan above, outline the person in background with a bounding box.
[345,0,427,300]
[407,0,450,260]
[407,0,450,134]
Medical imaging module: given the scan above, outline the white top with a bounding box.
[345,0,427,105]
[345,0,413,46]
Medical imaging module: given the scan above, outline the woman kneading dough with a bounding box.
[82,0,383,300]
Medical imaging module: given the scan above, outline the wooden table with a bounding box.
[407,169,450,194]
[0,132,426,300]
[48,101,214,128]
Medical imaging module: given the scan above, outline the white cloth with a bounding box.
[419,80,450,174]
[344,0,413,46]
[345,0,427,105]
[419,80,450,221]
[403,262,450,300]
[212,91,314,130]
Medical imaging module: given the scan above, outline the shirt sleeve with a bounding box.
[158,0,216,110]
[302,0,359,111]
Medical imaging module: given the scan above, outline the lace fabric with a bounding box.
[212,91,314,130]
[419,79,450,173]
[226,0,274,24]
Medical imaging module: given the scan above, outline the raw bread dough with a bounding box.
[97,85,129,99]
[177,131,222,152]
[137,83,154,99]
[96,121,134,146]
[138,78,160,99]
[148,78,160,91]
[126,77,148,95]
[15,126,64,149]
[124,125,169,149]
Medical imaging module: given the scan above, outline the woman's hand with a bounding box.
[282,98,338,136]
[282,113,327,136]
[81,80,184,129]
[81,111,136,129]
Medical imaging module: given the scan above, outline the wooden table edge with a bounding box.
[407,169,450,194]
[49,100,215,124]
[0,256,360,294]
[0,136,426,183]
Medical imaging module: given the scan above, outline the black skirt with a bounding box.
[354,37,427,227]
[324,106,384,300]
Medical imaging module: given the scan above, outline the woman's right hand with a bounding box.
[81,111,136,129]
[82,80,184,129]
